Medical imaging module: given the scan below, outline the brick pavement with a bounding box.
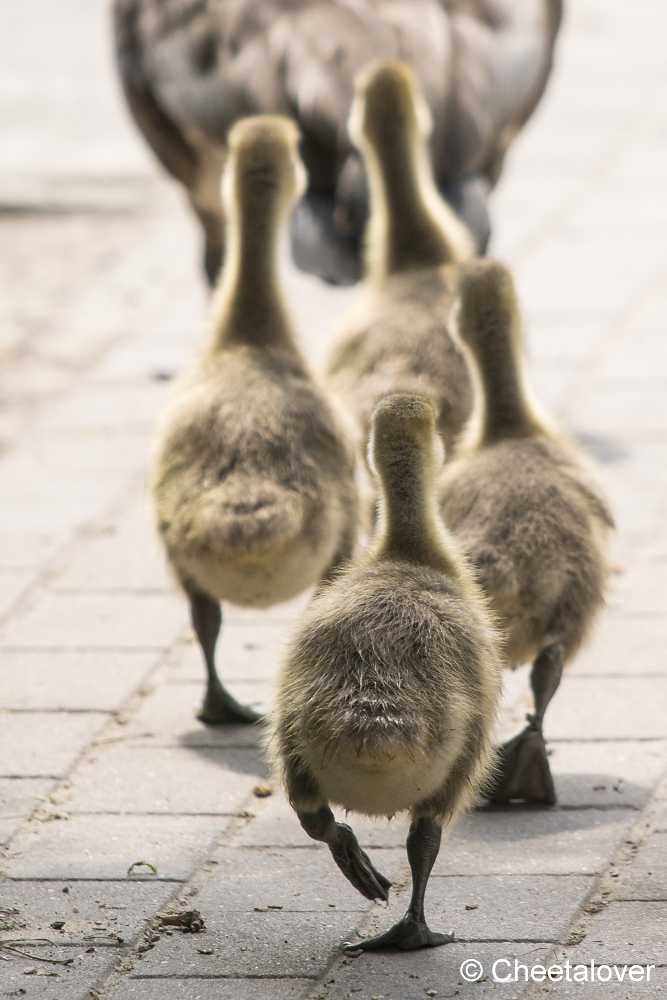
[1,0,667,998]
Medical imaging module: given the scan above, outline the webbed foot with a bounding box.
[330,824,392,902]
[486,720,555,804]
[344,913,454,953]
[197,679,263,725]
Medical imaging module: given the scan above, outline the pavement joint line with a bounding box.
[0,632,192,864]
[0,473,146,640]
[98,787,308,997]
[513,762,667,1000]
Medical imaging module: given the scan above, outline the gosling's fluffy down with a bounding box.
[327,60,475,520]
[272,393,502,823]
[440,260,614,670]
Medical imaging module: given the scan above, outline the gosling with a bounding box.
[272,393,502,951]
[439,260,614,804]
[326,59,475,522]
[151,116,358,725]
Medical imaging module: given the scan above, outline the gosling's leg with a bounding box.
[344,816,454,953]
[189,590,262,725]
[487,643,563,805]
[298,806,391,902]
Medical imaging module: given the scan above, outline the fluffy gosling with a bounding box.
[272,392,502,951]
[152,116,358,724]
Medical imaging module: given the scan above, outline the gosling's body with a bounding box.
[273,393,502,951]
[327,60,475,521]
[439,260,613,802]
[113,0,562,284]
[152,116,357,724]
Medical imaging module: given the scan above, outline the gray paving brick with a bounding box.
[195,847,405,914]
[66,744,268,815]
[612,560,667,617]
[0,777,56,845]
[46,378,172,434]
[614,833,667,901]
[0,568,34,620]
[0,711,107,778]
[569,613,667,676]
[171,624,291,683]
[0,878,175,943]
[112,980,313,1000]
[571,901,667,965]
[54,499,171,592]
[0,650,158,710]
[546,678,667,740]
[4,592,188,649]
[238,792,411,850]
[0,945,119,1000]
[440,810,633,877]
[355,875,593,946]
[549,741,667,809]
[7,815,229,881]
[328,942,553,1000]
[122,681,267,748]
[131,910,361,978]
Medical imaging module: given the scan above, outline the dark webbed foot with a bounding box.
[345,816,452,953]
[188,589,263,725]
[486,643,563,805]
[298,807,391,902]
[487,723,555,804]
[197,678,263,725]
[344,914,454,953]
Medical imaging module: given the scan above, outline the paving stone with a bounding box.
[328,941,553,1000]
[3,592,188,649]
[0,878,175,943]
[195,847,405,914]
[0,650,158,710]
[549,741,667,809]
[545,678,667,740]
[0,777,56,845]
[112,979,313,1000]
[0,945,119,1000]
[611,560,667,617]
[7,815,229,881]
[614,833,667,901]
[440,810,633,876]
[54,499,171,592]
[122,681,268,748]
[570,901,667,965]
[547,977,666,998]
[655,805,667,833]
[569,612,667,676]
[66,744,268,814]
[0,568,34,620]
[131,910,360,978]
[573,385,667,442]
[0,711,108,778]
[171,624,292,683]
[46,377,173,433]
[238,792,411,850]
[358,875,594,946]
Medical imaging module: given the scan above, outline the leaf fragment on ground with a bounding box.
[126,860,158,877]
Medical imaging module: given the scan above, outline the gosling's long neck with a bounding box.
[365,132,454,284]
[210,177,295,352]
[374,438,459,577]
[470,329,541,446]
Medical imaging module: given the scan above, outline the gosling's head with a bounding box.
[369,392,444,486]
[348,58,432,162]
[223,115,307,219]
